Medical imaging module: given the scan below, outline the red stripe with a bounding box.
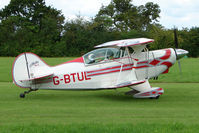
[87,65,149,76]
[141,93,150,96]
[87,65,121,74]
[137,61,148,64]
[133,65,149,69]
[152,91,156,94]
[157,88,163,91]
[162,69,169,74]
[149,59,160,66]
[87,63,133,73]
[88,67,133,76]
[65,57,84,63]
[161,62,172,68]
[160,49,171,60]
[88,69,121,76]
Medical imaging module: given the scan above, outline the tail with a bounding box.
[12,52,52,88]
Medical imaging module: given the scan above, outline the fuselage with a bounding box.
[35,48,176,90]
[12,38,189,99]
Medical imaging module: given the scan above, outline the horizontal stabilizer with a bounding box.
[19,65,53,84]
[19,73,53,82]
[30,65,53,80]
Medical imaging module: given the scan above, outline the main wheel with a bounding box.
[150,95,160,99]
[20,93,25,98]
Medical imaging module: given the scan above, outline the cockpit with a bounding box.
[83,48,125,65]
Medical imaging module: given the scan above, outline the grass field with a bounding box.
[0,57,199,132]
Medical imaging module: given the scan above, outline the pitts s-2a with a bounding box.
[12,38,188,98]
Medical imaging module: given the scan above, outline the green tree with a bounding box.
[95,0,160,31]
[0,0,65,56]
[61,16,121,56]
[147,25,174,50]
[179,27,199,57]
[138,2,160,30]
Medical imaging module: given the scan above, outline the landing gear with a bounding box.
[20,93,25,98]
[19,89,37,98]
[150,95,160,99]
[153,77,158,80]
[155,95,160,99]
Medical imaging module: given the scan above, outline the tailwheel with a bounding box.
[19,89,37,98]
[20,93,25,98]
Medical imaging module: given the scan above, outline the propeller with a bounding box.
[173,28,182,73]
[173,28,189,74]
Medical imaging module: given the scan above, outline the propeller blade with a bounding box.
[173,27,189,74]
[173,28,178,60]
[174,28,179,48]
[173,27,181,74]
[177,60,182,74]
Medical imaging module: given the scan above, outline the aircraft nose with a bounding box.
[175,49,189,59]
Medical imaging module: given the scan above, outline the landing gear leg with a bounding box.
[19,89,37,98]
[155,95,160,99]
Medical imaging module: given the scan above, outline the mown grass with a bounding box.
[1,82,199,132]
[1,123,199,133]
[0,57,199,132]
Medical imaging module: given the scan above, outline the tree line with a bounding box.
[0,0,198,57]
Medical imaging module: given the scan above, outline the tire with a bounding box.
[20,93,25,98]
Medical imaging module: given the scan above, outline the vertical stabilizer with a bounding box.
[12,52,50,88]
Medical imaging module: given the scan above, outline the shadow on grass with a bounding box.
[23,89,158,103]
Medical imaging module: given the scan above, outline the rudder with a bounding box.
[12,52,50,88]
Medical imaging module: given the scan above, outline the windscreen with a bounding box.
[83,48,122,65]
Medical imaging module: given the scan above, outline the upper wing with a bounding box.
[95,38,154,48]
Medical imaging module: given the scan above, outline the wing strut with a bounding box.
[116,47,138,85]
[144,47,149,79]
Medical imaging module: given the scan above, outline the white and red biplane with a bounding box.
[12,38,188,98]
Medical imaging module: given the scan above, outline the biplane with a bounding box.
[12,38,188,98]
